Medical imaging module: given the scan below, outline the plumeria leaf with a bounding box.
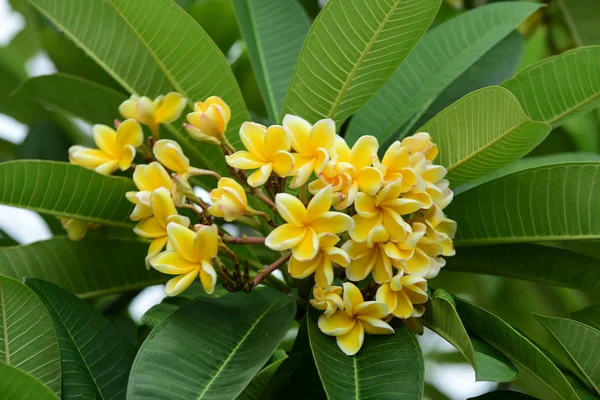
[0,229,18,246]
[140,303,180,328]
[26,279,136,400]
[0,363,60,400]
[0,275,61,396]
[421,86,551,185]
[307,306,424,400]
[557,0,600,46]
[282,0,441,126]
[572,306,600,331]
[128,288,296,400]
[232,0,310,123]
[455,297,579,400]
[501,46,600,127]
[535,314,600,396]
[423,289,517,382]
[447,161,600,246]
[468,391,537,400]
[0,237,164,298]
[237,351,289,400]
[346,2,540,144]
[0,160,135,227]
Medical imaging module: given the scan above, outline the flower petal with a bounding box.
[164,269,199,297]
[318,309,356,336]
[343,282,364,316]
[194,224,219,261]
[354,301,388,319]
[200,260,217,294]
[307,185,333,219]
[265,224,306,251]
[288,255,320,279]
[310,212,354,234]
[376,284,397,316]
[239,122,267,158]
[134,217,165,238]
[292,227,319,261]
[349,214,381,243]
[314,260,334,288]
[283,114,312,154]
[336,321,364,356]
[275,193,306,225]
[247,163,273,187]
[134,162,172,192]
[381,208,410,242]
[345,254,375,282]
[151,187,178,227]
[308,118,336,154]
[272,151,294,177]
[166,222,196,261]
[265,125,291,154]
[289,155,314,188]
[151,251,198,274]
[118,145,136,171]
[155,92,187,123]
[354,192,377,217]
[92,124,118,157]
[354,167,382,196]
[116,119,144,148]
[358,316,394,335]
[372,247,393,284]
[225,151,265,170]
[350,135,378,170]
[153,139,189,174]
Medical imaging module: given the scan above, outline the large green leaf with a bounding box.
[572,306,600,331]
[185,0,240,54]
[501,46,600,126]
[18,122,71,162]
[0,229,18,246]
[127,288,296,400]
[26,278,136,400]
[0,161,135,227]
[421,86,550,185]
[282,0,440,125]
[237,351,289,400]
[443,244,600,292]
[0,276,61,396]
[15,74,126,125]
[557,0,600,46]
[455,297,579,400]
[346,2,540,144]
[0,363,60,400]
[307,306,423,399]
[423,289,517,382]
[447,162,600,246]
[233,0,310,122]
[535,315,600,395]
[0,237,164,298]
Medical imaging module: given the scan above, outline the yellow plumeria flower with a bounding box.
[265,186,354,261]
[288,233,350,288]
[282,115,336,189]
[208,177,254,222]
[342,226,399,284]
[119,92,187,132]
[309,135,383,210]
[384,222,426,264]
[401,132,438,162]
[310,285,344,317]
[376,273,428,319]
[69,119,143,175]
[350,179,421,243]
[150,223,219,296]
[133,187,190,265]
[374,141,420,192]
[317,282,393,356]
[153,139,190,176]
[126,162,173,221]
[226,122,294,187]
[185,96,231,145]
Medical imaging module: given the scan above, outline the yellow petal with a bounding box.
[392,290,415,319]
[307,185,332,218]
[318,309,356,336]
[327,247,350,267]
[381,141,409,169]
[333,135,351,163]
[239,122,267,158]
[275,193,306,225]
[94,161,119,175]
[319,232,340,249]
[292,227,319,261]
[354,192,378,218]
[283,114,312,154]
[133,162,172,192]
[134,216,165,238]
[118,145,136,171]
[358,316,394,335]
[372,247,393,284]
[367,225,389,247]
[247,163,273,187]
[314,260,334,288]
[355,300,388,319]
[272,151,294,177]
[200,260,217,294]
[308,118,335,154]
[350,135,378,170]
[265,125,292,154]
[342,282,364,316]
[404,247,431,277]
[345,253,375,282]
[265,224,306,251]
[336,321,364,356]
[69,147,114,170]
[151,187,177,227]
[166,222,196,262]
[354,167,382,196]
[119,96,138,120]
[342,239,369,260]
[92,124,118,157]
[313,147,330,175]
[130,202,153,221]
[349,214,381,243]
[288,255,319,279]
[383,198,422,216]
[164,269,199,297]
[193,224,219,261]
[381,208,410,242]
[64,219,88,241]
[148,236,168,259]
[203,96,231,122]
[155,92,187,123]
[225,151,265,170]
[218,177,247,204]
[289,157,315,188]
[376,284,397,316]
[153,139,189,174]
[116,119,144,148]
[377,179,404,204]
[310,212,354,235]
[151,250,198,275]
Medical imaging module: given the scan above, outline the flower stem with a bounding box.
[222,235,266,245]
[253,252,291,289]
[251,188,276,210]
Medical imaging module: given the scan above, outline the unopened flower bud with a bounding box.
[185,96,230,143]
[208,177,253,222]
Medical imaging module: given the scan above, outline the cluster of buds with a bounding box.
[66,91,456,356]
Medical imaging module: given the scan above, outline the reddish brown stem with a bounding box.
[222,235,266,245]
[253,253,291,289]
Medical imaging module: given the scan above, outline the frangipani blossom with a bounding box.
[318,282,393,356]
[153,139,190,176]
[126,162,173,221]
[265,186,354,261]
[150,223,219,296]
[283,115,337,189]
[208,177,254,222]
[133,187,190,266]
[343,226,399,284]
[226,122,294,187]
[376,273,428,319]
[374,141,419,191]
[288,233,350,287]
[185,96,231,144]
[401,132,438,162]
[119,92,187,132]
[310,286,344,317]
[69,119,143,175]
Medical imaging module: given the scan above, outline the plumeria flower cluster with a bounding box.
[65,91,456,356]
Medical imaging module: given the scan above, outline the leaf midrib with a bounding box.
[0,284,10,364]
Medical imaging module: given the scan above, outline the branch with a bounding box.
[253,252,291,289]
[222,235,266,245]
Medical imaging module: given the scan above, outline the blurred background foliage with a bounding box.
[0,0,599,398]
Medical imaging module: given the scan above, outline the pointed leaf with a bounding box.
[26,278,136,400]
[455,297,579,400]
[0,161,135,227]
[422,86,550,185]
[535,314,600,396]
[237,352,289,400]
[233,0,310,122]
[282,0,441,125]
[447,162,600,246]
[501,46,600,126]
[346,2,540,144]
[572,306,600,331]
[0,237,164,298]
[127,288,296,400]
[307,306,424,400]
[0,363,59,400]
[0,276,61,396]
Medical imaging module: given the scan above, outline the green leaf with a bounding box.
[557,0,600,46]
[237,352,289,400]
[455,297,579,400]
[26,278,136,400]
[0,237,164,298]
[535,314,600,395]
[140,303,179,328]
[468,391,537,400]
[0,161,135,227]
[444,244,600,292]
[15,74,126,125]
[0,229,18,246]
[18,122,71,162]
[0,276,61,396]
[447,162,600,246]
[233,0,310,122]
[501,46,600,126]
[423,289,517,382]
[0,138,17,163]
[572,306,600,331]
[127,288,296,400]
[0,363,59,400]
[282,0,441,126]
[185,0,240,54]
[307,306,424,400]
[346,2,540,144]
[421,86,550,185]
